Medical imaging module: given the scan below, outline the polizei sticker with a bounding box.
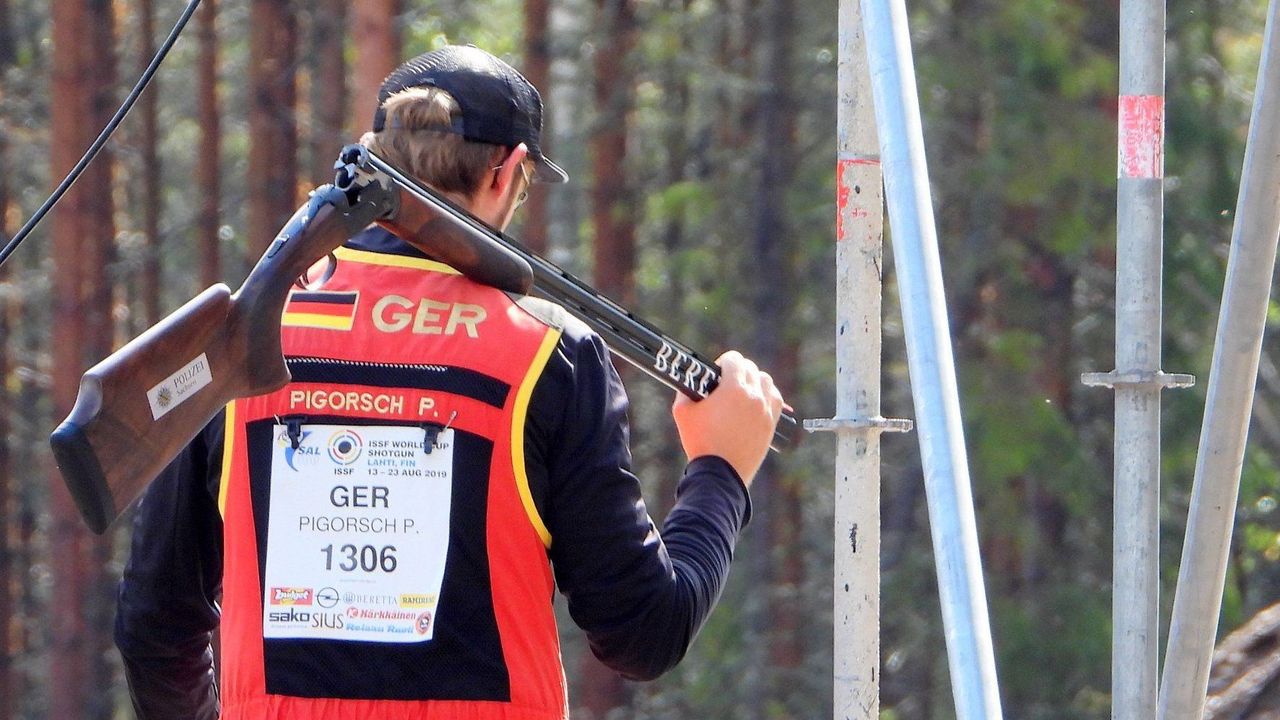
[146,353,213,420]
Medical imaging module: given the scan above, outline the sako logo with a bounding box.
[328,429,364,465]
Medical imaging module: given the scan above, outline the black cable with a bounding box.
[0,0,203,268]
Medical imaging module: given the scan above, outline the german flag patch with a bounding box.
[282,291,359,330]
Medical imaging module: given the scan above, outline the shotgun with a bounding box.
[351,147,802,445]
[51,146,799,534]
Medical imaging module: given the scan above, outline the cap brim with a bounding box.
[533,155,569,184]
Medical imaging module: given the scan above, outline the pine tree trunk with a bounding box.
[49,2,95,716]
[86,5,119,716]
[653,0,692,516]
[247,0,299,258]
[589,0,636,308]
[198,0,221,286]
[350,0,400,134]
[309,0,347,184]
[522,0,551,254]
[85,0,116,358]
[577,0,638,716]
[751,0,803,688]
[138,0,162,325]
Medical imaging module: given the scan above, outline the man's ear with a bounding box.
[493,143,530,194]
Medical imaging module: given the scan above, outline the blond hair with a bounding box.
[360,87,505,198]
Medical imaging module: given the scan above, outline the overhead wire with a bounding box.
[0,0,204,268]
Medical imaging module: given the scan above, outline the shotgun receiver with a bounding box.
[51,146,799,534]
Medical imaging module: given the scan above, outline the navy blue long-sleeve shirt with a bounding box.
[115,230,752,718]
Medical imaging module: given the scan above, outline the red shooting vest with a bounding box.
[217,246,567,720]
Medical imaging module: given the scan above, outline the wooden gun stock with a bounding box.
[51,185,393,533]
[51,159,538,534]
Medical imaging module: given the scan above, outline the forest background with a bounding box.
[0,0,1275,718]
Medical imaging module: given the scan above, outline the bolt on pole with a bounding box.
[1159,3,1280,717]
[854,0,1003,717]
[1081,1,1192,718]
[805,0,911,716]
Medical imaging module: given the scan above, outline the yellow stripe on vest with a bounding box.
[511,329,562,548]
[217,402,236,517]
[334,246,462,275]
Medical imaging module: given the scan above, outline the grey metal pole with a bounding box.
[805,0,911,716]
[1082,1,1196,717]
[1159,3,1280,717]
[856,1,1003,717]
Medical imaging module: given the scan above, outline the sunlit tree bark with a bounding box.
[49,1,97,716]
[309,0,347,184]
[247,0,299,258]
[577,0,638,715]
[749,0,803,696]
[198,0,221,286]
[350,0,400,135]
[522,0,551,253]
[588,0,636,309]
[138,0,161,326]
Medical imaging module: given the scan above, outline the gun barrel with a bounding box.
[359,148,803,450]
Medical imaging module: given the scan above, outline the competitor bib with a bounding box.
[261,423,454,643]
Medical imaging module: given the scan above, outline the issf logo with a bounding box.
[328,429,363,465]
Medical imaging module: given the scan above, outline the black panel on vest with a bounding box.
[286,356,511,409]
[245,418,510,701]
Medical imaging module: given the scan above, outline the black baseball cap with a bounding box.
[372,45,568,184]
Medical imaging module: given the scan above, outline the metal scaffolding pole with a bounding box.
[1082,1,1192,718]
[856,0,1003,717]
[1159,3,1280,717]
[806,0,911,716]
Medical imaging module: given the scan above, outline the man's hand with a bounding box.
[672,350,784,486]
